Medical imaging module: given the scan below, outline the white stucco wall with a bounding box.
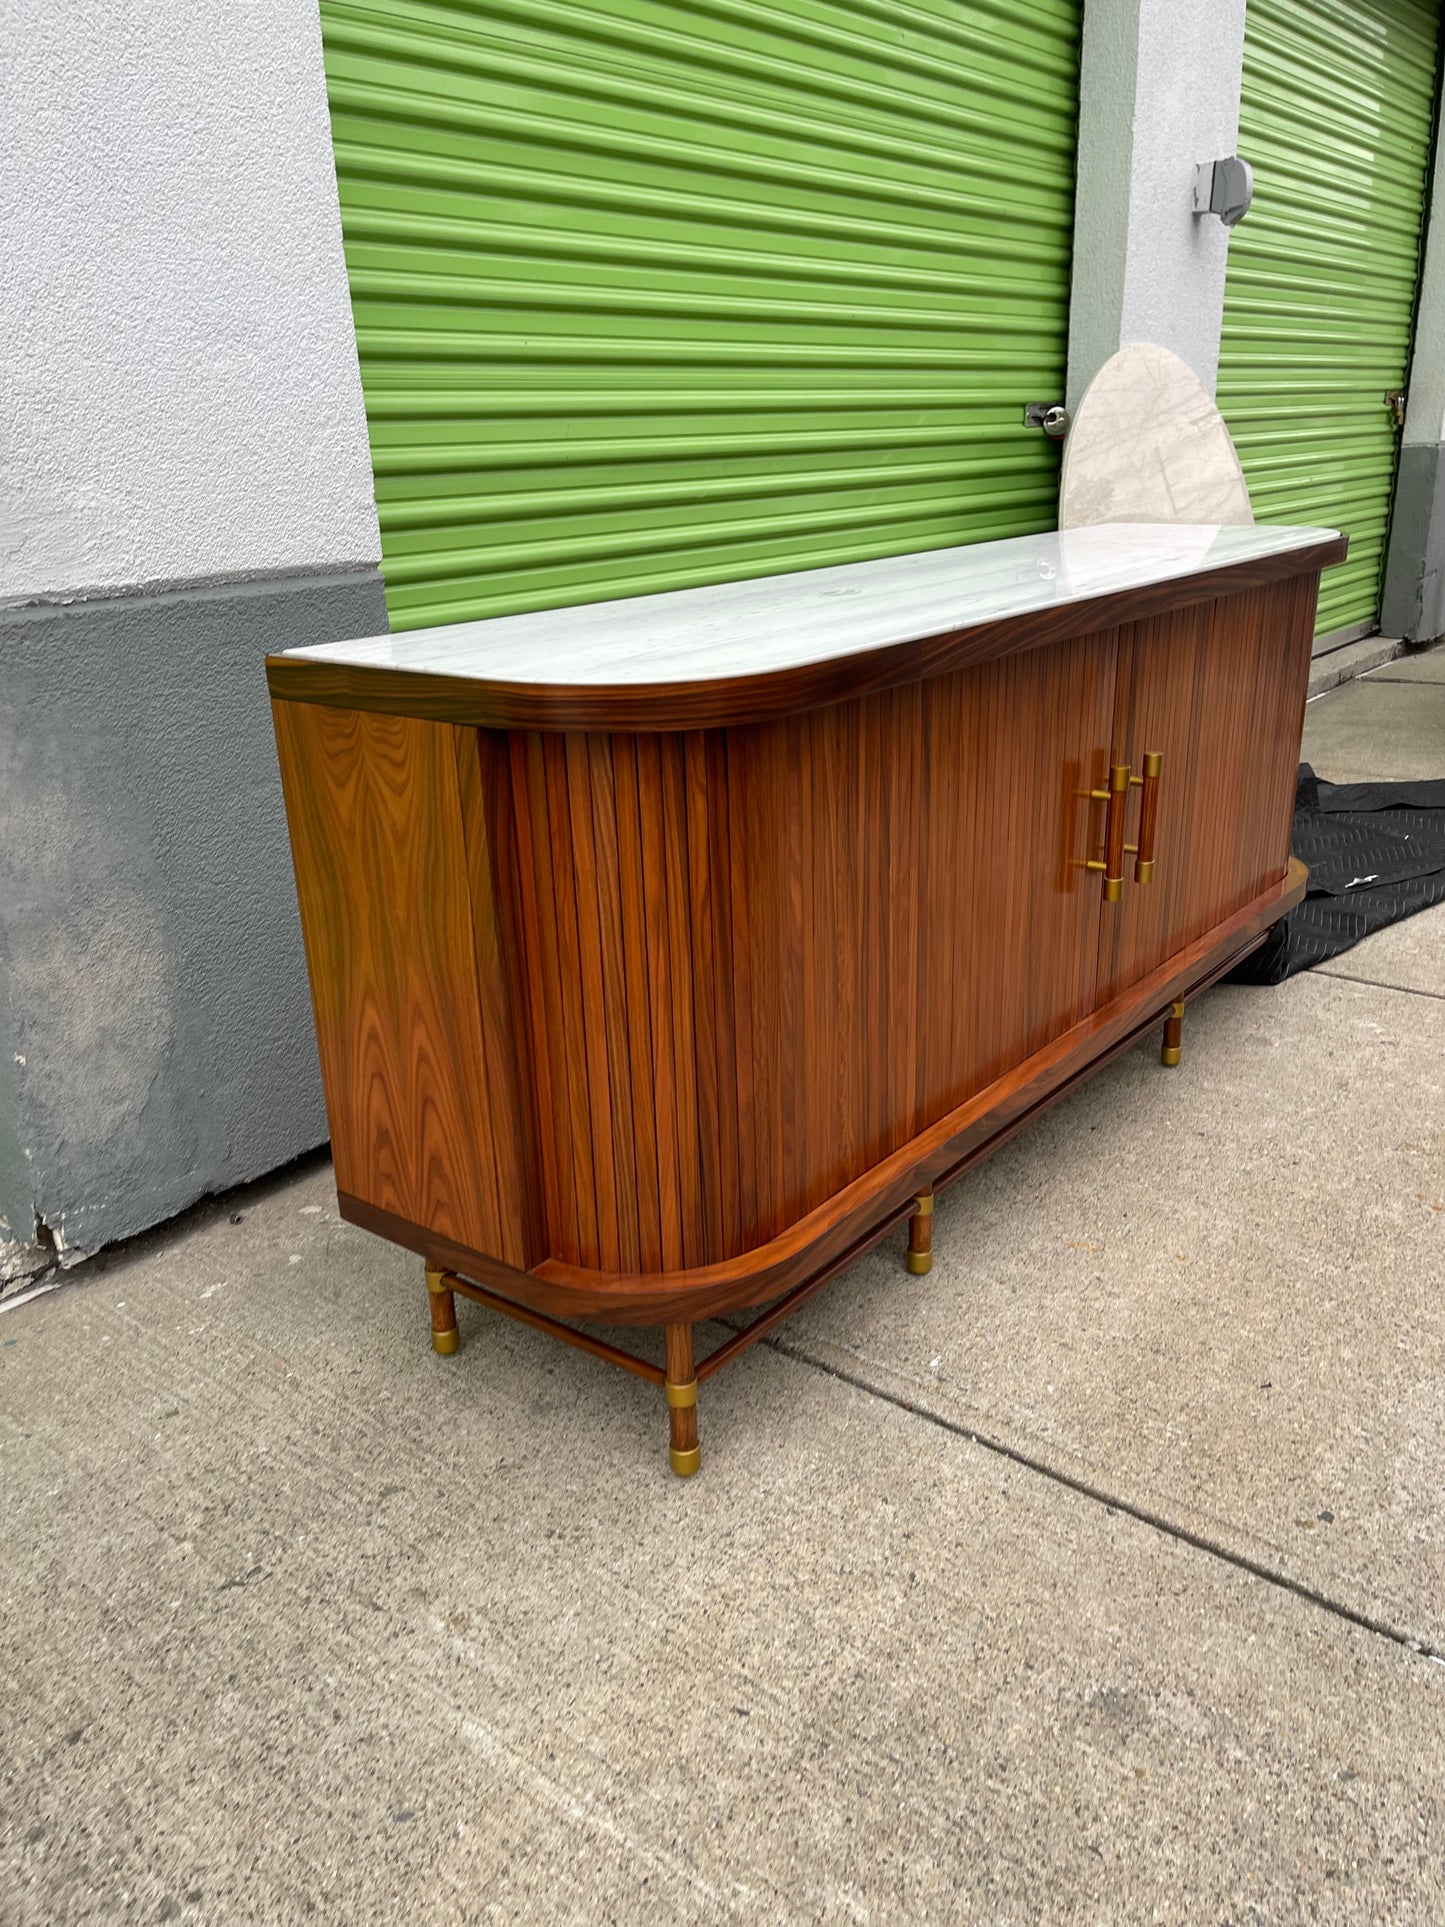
[1067,0,1248,410]
[0,0,381,605]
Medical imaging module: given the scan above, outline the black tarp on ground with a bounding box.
[1228,765,1445,985]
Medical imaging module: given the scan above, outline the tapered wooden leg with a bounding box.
[1161,1000,1184,1068]
[664,1321,700,1477]
[906,1190,934,1274]
[426,1265,459,1355]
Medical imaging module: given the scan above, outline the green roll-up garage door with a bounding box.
[319,0,1081,630]
[1216,0,1440,640]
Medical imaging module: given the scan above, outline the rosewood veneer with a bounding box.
[267,521,1344,1474]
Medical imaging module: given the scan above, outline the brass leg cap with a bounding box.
[669,1445,701,1478]
[432,1329,459,1356]
[906,1250,933,1275]
[1161,1046,1182,1068]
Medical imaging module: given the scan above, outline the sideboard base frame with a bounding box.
[371,866,1302,1474]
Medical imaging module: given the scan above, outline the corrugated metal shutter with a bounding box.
[1216,0,1440,640]
[319,0,1081,630]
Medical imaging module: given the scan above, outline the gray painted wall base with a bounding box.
[1382,441,1445,645]
[0,568,388,1289]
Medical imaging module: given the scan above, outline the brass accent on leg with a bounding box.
[425,1265,460,1356]
[906,1189,934,1274]
[1161,999,1184,1068]
[664,1321,700,1477]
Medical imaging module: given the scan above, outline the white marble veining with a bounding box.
[1061,343,1255,531]
[285,521,1335,689]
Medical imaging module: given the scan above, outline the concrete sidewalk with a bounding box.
[4,669,1443,1925]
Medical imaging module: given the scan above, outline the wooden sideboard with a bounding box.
[268,522,1345,1474]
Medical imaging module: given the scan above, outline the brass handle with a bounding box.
[1128,750,1163,883]
[1081,763,1130,902]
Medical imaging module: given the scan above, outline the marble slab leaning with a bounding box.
[1060,343,1255,531]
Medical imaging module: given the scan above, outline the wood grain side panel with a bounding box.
[1257,570,1320,870]
[271,701,515,1257]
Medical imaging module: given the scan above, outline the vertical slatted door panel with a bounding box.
[1097,574,1319,1005]
[503,637,1116,1271]
[921,640,1118,1113]
[320,0,1081,629]
[738,638,1114,1236]
[509,727,713,1272]
[1215,0,1440,639]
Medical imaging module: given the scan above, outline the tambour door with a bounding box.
[503,631,1119,1275]
[1093,575,1319,1006]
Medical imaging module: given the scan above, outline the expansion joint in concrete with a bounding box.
[747,1326,1445,1669]
[1314,971,1445,1004]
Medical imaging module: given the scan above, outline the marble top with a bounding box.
[286,522,1338,689]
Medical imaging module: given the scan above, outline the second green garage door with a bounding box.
[1216,0,1441,640]
[320,0,1081,630]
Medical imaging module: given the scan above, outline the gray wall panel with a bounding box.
[0,569,387,1279]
